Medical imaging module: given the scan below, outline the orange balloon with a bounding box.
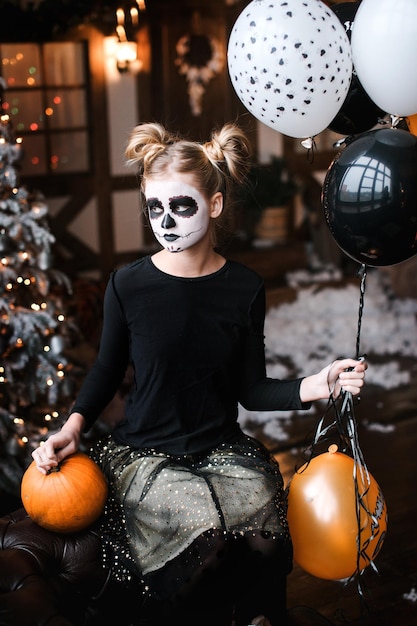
[406,114,417,137]
[287,447,387,580]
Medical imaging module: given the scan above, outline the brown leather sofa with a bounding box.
[0,508,141,626]
[0,509,333,626]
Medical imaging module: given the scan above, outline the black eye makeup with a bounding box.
[169,196,198,218]
[147,198,164,219]
[146,195,199,220]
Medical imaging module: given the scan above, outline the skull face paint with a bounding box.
[145,179,211,252]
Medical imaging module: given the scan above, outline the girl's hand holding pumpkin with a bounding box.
[32,412,86,475]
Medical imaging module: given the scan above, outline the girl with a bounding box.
[33,122,366,626]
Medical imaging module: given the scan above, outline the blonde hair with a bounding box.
[125,122,252,244]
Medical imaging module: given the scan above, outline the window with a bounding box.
[1,41,90,175]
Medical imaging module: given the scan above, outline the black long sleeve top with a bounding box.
[70,256,309,455]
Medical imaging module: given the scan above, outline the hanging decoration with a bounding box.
[175,33,225,116]
[287,266,388,584]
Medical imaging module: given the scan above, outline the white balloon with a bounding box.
[227,0,352,139]
[351,0,417,117]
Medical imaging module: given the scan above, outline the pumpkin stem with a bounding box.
[47,465,61,474]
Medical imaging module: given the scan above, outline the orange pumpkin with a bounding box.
[21,452,108,533]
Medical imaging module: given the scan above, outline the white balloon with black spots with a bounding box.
[227,0,353,139]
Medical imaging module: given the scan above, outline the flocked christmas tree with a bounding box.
[0,79,92,500]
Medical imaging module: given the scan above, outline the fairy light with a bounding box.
[31,303,40,311]
[43,411,60,422]
[21,436,28,444]
[43,345,50,352]
[16,338,23,347]
[57,314,65,322]
[46,378,54,386]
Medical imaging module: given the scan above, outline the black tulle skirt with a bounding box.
[90,432,292,592]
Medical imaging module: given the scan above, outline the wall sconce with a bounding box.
[115,27,138,72]
[114,2,146,74]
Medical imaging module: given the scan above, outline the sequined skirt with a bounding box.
[91,433,290,583]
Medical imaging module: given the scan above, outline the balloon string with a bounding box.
[307,264,384,607]
[300,136,317,163]
[355,264,367,359]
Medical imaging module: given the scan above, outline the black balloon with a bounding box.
[322,128,417,267]
[329,2,385,136]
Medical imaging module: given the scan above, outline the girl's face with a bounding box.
[144,177,216,253]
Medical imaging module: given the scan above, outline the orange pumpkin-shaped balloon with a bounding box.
[21,452,108,533]
[406,114,417,136]
[287,445,387,580]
